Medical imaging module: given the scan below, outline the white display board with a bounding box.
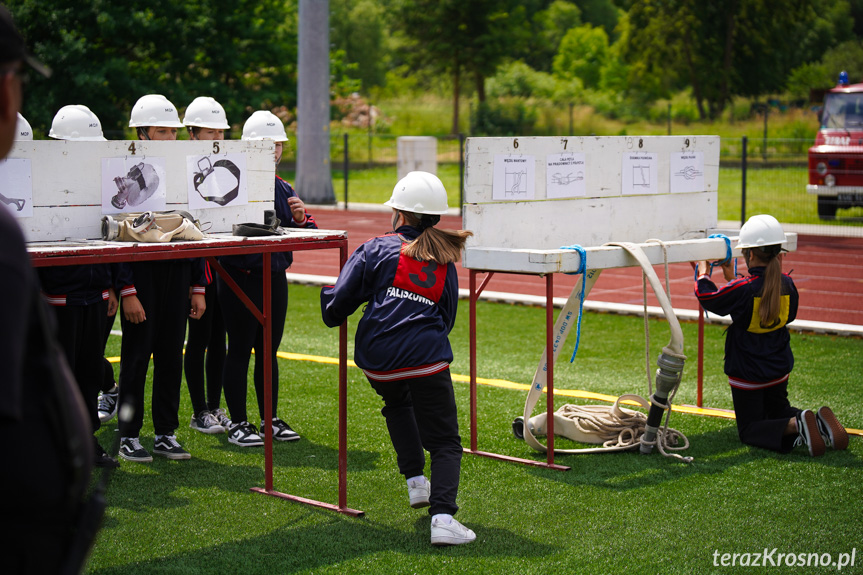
[462,136,721,271]
[3,140,277,242]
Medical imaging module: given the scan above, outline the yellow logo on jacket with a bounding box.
[747,295,791,333]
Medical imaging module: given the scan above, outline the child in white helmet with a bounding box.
[14,112,31,140]
[38,104,119,469]
[115,94,210,463]
[695,214,848,457]
[181,96,230,435]
[217,110,316,447]
[321,172,476,546]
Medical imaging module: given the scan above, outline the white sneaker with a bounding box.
[263,418,300,442]
[430,517,476,546]
[228,421,264,447]
[190,410,225,435]
[408,478,430,508]
[211,408,232,430]
[97,385,119,423]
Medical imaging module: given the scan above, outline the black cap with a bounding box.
[0,5,51,77]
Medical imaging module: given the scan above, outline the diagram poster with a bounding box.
[0,158,33,218]
[546,153,586,199]
[493,154,535,201]
[186,154,248,210]
[101,157,167,214]
[670,151,705,193]
[621,152,658,195]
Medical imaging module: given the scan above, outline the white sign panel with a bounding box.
[670,151,705,193]
[622,152,658,195]
[186,154,248,210]
[546,153,586,199]
[101,157,168,214]
[493,154,535,200]
[0,158,33,218]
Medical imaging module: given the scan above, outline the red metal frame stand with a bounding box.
[697,306,705,408]
[465,269,570,471]
[241,245,362,516]
[29,233,363,516]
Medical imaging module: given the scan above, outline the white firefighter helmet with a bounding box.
[15,112,33,141]
[385,171,449,215]
[736,214,786,249]
[183,96,230,129]
[241,110,288,141]
[129,94,184,128]
[48,104,107,141]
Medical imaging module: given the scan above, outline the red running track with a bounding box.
[291,207,863,327]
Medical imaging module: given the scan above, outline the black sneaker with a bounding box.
[211,408,232,430]
[119,437,153,463]
[94,439,119,468]
[794,409,826,457]
[153,435,191,460]
[98,385,119,423]
[190,411,225,435]
[265,417,300,442]
[816,406,849,450]
[228,421,264,447]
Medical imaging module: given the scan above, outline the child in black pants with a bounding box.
[695,214,849,456]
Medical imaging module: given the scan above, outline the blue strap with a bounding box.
[708,234,732,266]
[695,234,737,280]
[561,244,586,363]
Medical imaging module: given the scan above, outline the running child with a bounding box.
[320,171,476,546]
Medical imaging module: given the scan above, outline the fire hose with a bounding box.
[514,240,692,462]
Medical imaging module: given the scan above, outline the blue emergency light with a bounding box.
[839,70,849,86]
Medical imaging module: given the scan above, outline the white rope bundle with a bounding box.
[555,403,646,449]
[532,396,691,459]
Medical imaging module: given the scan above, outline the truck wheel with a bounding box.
[817,196,837,220]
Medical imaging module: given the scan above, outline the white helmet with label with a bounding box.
[183,96,230,129]
[241,110,288,141]
[385,171,449,215]
[736,214,786,249]
[15,112,33,141]
[49,105,107,141]
[129,94,184,128]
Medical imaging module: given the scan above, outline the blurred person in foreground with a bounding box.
[0,5,96,573]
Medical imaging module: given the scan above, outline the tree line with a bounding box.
[8,0,863,137]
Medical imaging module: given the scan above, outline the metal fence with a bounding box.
[283,134,862,237]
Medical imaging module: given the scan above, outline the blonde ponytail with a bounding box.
[400,211,472,264]
[749,246,784,328]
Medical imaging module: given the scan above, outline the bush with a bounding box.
[470,99,538,136]
[727,97,753,122]
[487,61,557,99]
[775,119,815,141]
[646,91,700,124]
[581,89,648,122]
[786,62,832,101]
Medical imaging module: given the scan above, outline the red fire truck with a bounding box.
[808,71,863,219]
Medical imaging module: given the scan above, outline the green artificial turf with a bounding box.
[88,284,863,574]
